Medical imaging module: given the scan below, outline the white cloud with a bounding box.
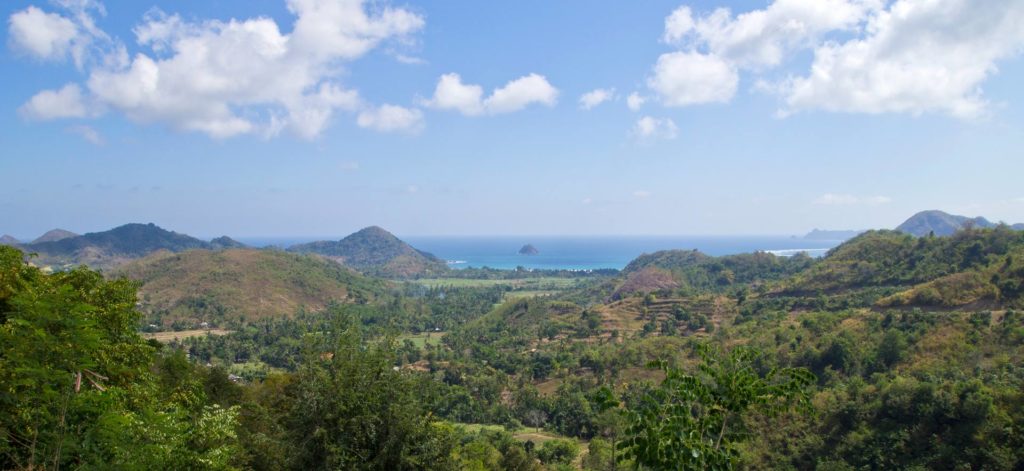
[633,190,653,198]
[631,116,678,140]
[8,6,78,61]
[648,51,737,106]
[651,0,872,106]
[8,2,117,69]
[652,0,1024,118]
[12,0,425,139]
[579,88,614,110]
[393,53,426,65]
[19,83,91,120]
[814,193,892,205]
[406,185,419,194]
[582,197,593,205]
[663,1,878,69]
[356,104,423,133]
[423,73,485,115]
[626,92,647,111]
[424,73,558,116]
[483,74,559,114]
[67,124,103,145]
[782,0,1024,118]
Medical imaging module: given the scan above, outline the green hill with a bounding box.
[26,223,212,269]
[114,248,386,329]
[779,227,1024,308]
[616,249,812,297]
[289,226,448,278]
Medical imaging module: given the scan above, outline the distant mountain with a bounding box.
[0,235,20,246]
[518,244,539,255]
[896,210,997,237]
[804,229,864,240]
[115,249,385,327]
[289,226,448,277]
[210,236,247,250]
[25,223,211,269]
[31,229,78,244]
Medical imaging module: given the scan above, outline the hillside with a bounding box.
[114,248,386,329]
[30,229,78,244]
[777,227,1024,308]
[0,235,19,246]
[289,226,448,277]
[210,236,247,250]
[25,223,212,269]
[616,249,813,297]
[896,210,996,236]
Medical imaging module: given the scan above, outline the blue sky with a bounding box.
[2,0,1024,238]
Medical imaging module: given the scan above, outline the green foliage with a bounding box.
[621,345,815,470]
[536,438,580,465]
[0,246,240,469]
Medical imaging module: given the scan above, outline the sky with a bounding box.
[2,0,1024,238]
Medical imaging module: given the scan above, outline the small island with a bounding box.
[518,244,539,255]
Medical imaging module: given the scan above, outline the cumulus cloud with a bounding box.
[632,116,678,141]
[814,193,892,205]
[8,6,78,61]
[648,51,737,106]
[356,104,423,133]
[424,73,558,116]
[782,0,1024,118]
[19,83,91,120]
[11,0,426,139]
[8,2,118,69]
[579,88,614,110]
[626,92,647,111]
[650,0,1024,118]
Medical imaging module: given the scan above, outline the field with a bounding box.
[143,329,233,342]
[413,277,582,302]
[454,423,580,446]
[396,331,447,348]
[412,277,581,289]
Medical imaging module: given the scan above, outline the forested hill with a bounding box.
[114,248,386,328]
[618,249,813,296]
[778,227,1024,308]
[289,226,448,278]
[605,226,1024,310]
[24,223,212,269]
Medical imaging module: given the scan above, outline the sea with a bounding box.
[235,235,846,271]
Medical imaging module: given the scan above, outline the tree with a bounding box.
[620,344,814,470]
[0,246,240,469]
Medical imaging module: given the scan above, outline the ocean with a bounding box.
[236,235,846,271]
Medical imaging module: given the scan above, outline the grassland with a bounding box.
[396,331,447,348]
[143,329,233,342]
[412,277,581,289]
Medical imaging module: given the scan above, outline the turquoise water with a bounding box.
[237,235,846,271]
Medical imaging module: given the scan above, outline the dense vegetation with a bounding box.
[3,225,1024,469]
